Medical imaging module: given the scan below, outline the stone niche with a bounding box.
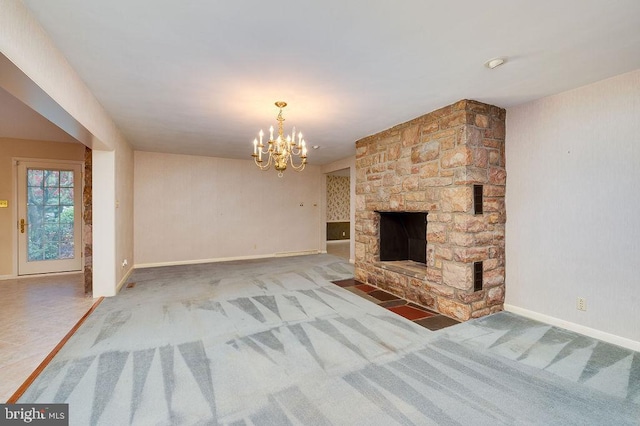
[354,100,506,320]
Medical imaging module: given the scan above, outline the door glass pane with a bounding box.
[44,205,59,222]
[45,187,60,205]
[44,242,59,260]
[28,187,44,205]
[26,168,75,262]
[28,235,44,261]
[60,188,74,205]
[59,223,74,259]
[27,170,43,187]
[27,205,43,227]
[44,223,60,241]
[60,171,74,187]
[60,206,74,223]
[44,170,59,187]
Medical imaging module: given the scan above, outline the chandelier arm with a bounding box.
[289,154,307,171]
[254,155,272,170]
[254,162,270,170]
[290,162,306,172]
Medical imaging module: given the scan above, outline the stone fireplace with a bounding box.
[355,100,506,320]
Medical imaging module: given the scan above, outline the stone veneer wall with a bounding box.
[354,100,506,320]
[83,146,92,294]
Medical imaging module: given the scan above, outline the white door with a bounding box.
[17,161,83,275]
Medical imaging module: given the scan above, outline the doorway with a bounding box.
[325,168,351,260]
[17,161,83,275]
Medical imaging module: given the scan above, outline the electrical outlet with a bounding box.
[576,297,587,311]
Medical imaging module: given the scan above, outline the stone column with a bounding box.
[83,146,92,295]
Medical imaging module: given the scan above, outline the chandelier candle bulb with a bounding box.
[253,139,257,155]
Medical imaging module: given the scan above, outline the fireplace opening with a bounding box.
[379,212,427,264]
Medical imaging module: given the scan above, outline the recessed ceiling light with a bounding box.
[312,145,320,150]
[485,57,507,69]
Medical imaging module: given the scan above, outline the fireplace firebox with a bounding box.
[379,212,427,264]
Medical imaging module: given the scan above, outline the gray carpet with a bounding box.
[19,255,640,425]
[441,311,640,405]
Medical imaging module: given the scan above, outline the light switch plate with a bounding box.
[0,200,8,208]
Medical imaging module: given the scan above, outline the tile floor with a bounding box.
[332,278,461,331]
[0,273,96,402]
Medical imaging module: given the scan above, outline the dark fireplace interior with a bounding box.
[379,212,427,264]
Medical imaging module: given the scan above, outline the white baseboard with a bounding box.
[135,254,274,269]
[115,267,135,293]
[134,251,320,270]
[504,304,640,352]
[274,250,319,257]
[0,274,16,281]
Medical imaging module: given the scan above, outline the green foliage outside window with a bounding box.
[27,169,75,261]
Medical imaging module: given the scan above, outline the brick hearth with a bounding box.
[354,99,506,320]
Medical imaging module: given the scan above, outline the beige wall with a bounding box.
[115,139,134,284]
[506,69,640,348]
[0,138,85,276]
[134,151,322,266]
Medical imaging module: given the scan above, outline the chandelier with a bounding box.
[252,101,307,177]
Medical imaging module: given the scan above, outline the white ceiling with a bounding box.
[18,0,640,165]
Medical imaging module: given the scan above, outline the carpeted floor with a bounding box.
[441,311,640,405]
[18,255,640,425]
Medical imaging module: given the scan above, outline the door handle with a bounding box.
[20,218,26,233]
